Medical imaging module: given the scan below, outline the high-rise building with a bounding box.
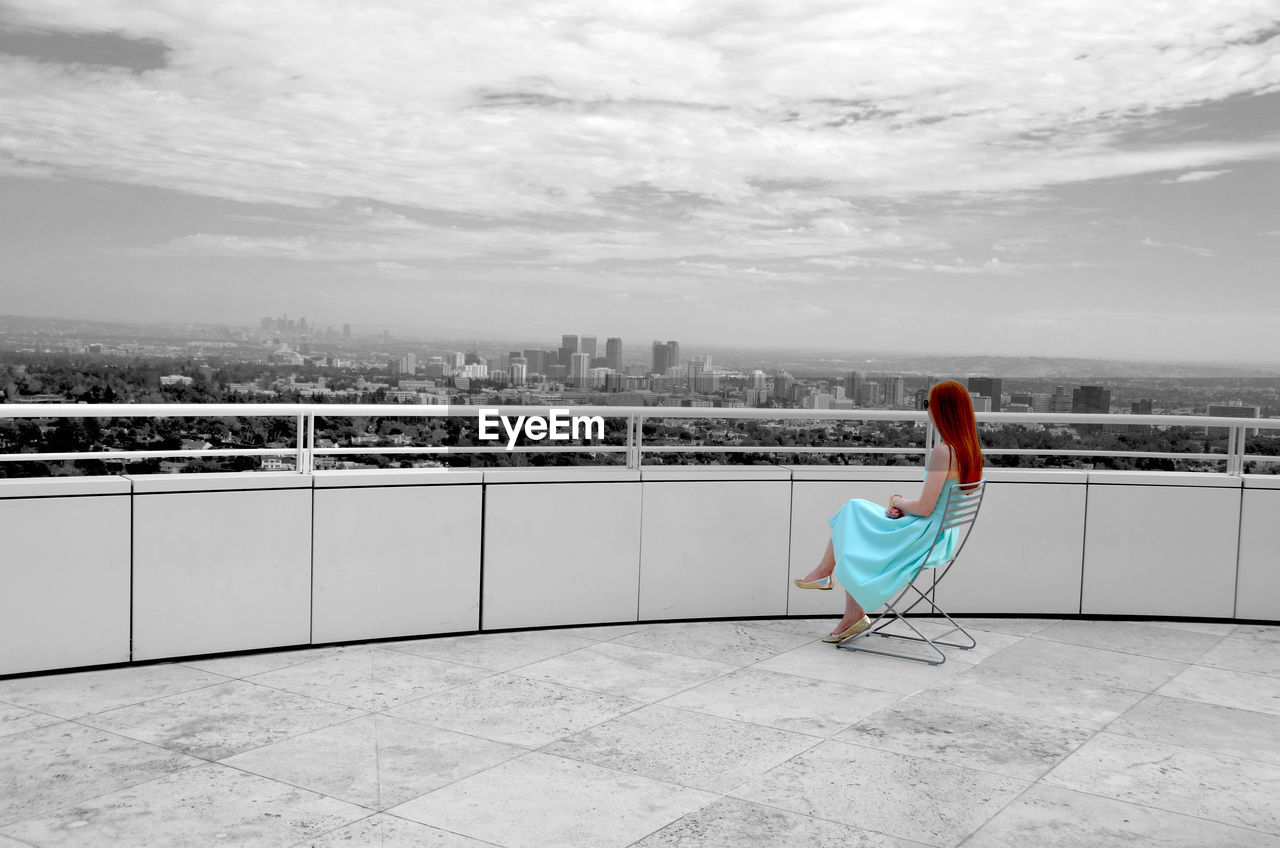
[570,352,591,387]
[1052,385,1073,413]
[967,377,1002,412]
[1072,386,1111,415]
[652,340,678,375]
[342,323,351,338]
[508,361,527,386]
[651,340,667,375]
[888,376,905,408]
[581,336,598,359]
[1207,402,1261,437]
[859,381,882,408]
[560,334,581,368]
[1072,385,1111,433]
[605,337,622,371]
[970,393,992,413]
[844,372,862,406]
[522,349,546,375]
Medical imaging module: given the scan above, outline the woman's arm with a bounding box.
[890,444,953,516]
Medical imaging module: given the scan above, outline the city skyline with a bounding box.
[1,3,1279,362]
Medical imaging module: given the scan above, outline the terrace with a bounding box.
[1,403,1278,846]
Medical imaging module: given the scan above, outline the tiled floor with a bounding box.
[2,617,1279,847]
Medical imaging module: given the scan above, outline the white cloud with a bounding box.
[1162,169,1231,184]
[1,0,1277,286]
[1139,236,1216,258]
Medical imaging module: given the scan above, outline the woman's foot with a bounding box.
[823,614,871,643]
[798,566,832,584]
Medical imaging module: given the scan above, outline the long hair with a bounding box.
[929,381,983,483]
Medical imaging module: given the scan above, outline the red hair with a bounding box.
[929,381,983,483]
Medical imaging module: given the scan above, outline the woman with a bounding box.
[794,380,984,644]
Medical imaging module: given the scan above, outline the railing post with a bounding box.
[1230,424,1247,476]
[295,413,306,474]
[634,414,645,468]
[306,412,316,474]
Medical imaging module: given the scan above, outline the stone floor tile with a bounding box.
[0,663,229,719]
[386,752,716,848]
[752,640,975,695]
[612,620,817,665]
[0,834,35,847]
[731,739,1029,847]
[1,762,367,848]
[381,629,599,672]
[292,813,498,847]
[979,637,1186,692]
[543,704,819,793]
[727,617,839,637]
[181,646,344,679]
[512,641,736,703]
[629,795,926,848]
[0,723,202,827]
[384,673,643,748]
[542,623,647,641]
[866,618,1023,662]
[1031,619,1225,663]
[221,713,524,810]
[1044,731,1280,835]
[951,617,1060,637]
[246,646,493,712]
[0,703,60,739]
[659,667,900,738]
[80,679,363,760]
[1141,620,1238,637]
[1196,631,1280,677]
[1105,693,1280,766]
[1156,665,1280,716]
[837,694,1093,780]
[1236,624,1280,642]
[962,783,1280,848]
[916,663,1146,732]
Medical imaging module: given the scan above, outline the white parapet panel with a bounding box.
[129,472,313,660]
[934,469,1088,615]
[1081,472,1242,618]
[639,466,792,620]
[482,468,642,629]
[312,470,483,643]
[0,477,132,676]
[784,467,925,617]
[1237,475,1280,620]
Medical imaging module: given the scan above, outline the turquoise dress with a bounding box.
[828,474,960,611]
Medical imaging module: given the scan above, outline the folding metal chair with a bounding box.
[837,480,986,665]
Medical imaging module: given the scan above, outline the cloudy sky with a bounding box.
[1,1,1278,362]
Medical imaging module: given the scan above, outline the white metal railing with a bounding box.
[0,403,1276,475]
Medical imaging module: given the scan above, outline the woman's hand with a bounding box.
[885,506,905,519]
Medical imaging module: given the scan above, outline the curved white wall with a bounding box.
[0,466,1275,677]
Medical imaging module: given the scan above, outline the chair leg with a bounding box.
[836,584,977,665]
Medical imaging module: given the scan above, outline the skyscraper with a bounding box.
[665,340,679,371]
[844,371,862,406]
[651,340,669,375]
[581,336,598,359]
[560,334,580,368]
[888,376,905,407]
[570,352,591,387]
[522,349,546,375]
[1072,386,1111,415]
[605,337,622,371]
[967,377,1002,412]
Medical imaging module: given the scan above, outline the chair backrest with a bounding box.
[924,480,985,571]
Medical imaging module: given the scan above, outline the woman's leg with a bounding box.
[832,590,868,636]
[799,538,836,583]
